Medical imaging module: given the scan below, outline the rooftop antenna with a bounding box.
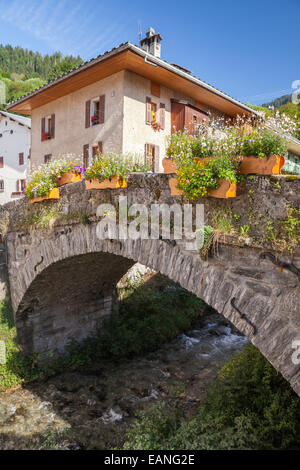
[138,21,142,44]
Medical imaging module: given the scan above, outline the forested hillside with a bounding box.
[262,94,292,109]
[0,44,83,109]
[0,44,83,80]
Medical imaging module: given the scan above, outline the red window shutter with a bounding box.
[16,180,20,192]
[98,141,103,154]
[41,117,45,140]
[0,157,4,168]
[85,100,91,128]
[83,144,89,169]
[99,95,105,124]
[160,103,165,130]
[146,97,151,124]
[51,114,55,138]
[154,146,160,172]
[19,153,24,165]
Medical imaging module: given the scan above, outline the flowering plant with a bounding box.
[151,119,162,131]
[166,130,193,162]
[42,132,51,141]
[176,155,240,200]
[24,160,85,200]
[91,114,99,123]
[85,153,150,182]
[241,128,287,158]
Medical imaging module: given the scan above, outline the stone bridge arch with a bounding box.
[6,220,300,396]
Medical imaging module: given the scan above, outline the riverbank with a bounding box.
[0,271,299,450]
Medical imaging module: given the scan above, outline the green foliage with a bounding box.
[211,208,234,233]
[0,75,45,104]
[245,102,272,116]
[99,285,203,358]
[0,44,82,80]
[199,225,214,259]
[122,344,300,450]
[176,156,239,199]
[262,94,292,109]
[47,61,79,82]
[166,130,192,162]
[242,129,287,158]
[24,160,84,200]
[0,284,204,390]
[281,206,300,246]
[0,44,83,104]
[240,225,250,235]
[85,154,150,182]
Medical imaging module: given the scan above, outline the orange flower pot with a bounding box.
[30,188,59,204]
[169,178,183,196]
[56,172,81,186]
[85,175,127,189]
[169,178,236,198]
[162,158,178,174]
[207,180,236,198]
[239,155,285,175]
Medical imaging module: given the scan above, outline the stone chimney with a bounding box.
[140,27,162,59]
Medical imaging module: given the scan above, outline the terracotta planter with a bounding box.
[162,158,178,174]
[85,175,127,190]
[239,155,285,175]
[56,172,81,187]
[169,178,236,198]
[30,188,59,204]
[169,178,183,196]
[207,180,236,198]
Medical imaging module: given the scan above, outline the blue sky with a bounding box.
[0,0,299,105]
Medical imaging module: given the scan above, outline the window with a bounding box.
[19,153,24,165]
[92,146,98,159]
[85,95,105,128]
[151,102,157,121]
[91,99,100,126]
[145,144,160,172]
[0,180,4,192]
[44,154,52,163]
[20,179,26,191]
[0,157,3,168]
[41,115,55,141]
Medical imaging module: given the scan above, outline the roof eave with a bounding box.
[6,41,260,118]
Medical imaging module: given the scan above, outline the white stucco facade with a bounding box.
[30,70,197,170]
[0,111,30,205]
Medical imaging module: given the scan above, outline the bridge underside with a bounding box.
[16,252,134,354]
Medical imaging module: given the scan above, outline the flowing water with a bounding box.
[0,312,248,450]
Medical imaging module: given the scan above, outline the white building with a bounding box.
[0,110,31,204]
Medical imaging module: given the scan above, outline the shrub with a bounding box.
[122,344,300,450]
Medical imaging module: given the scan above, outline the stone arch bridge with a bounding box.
[1,173,299,396]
